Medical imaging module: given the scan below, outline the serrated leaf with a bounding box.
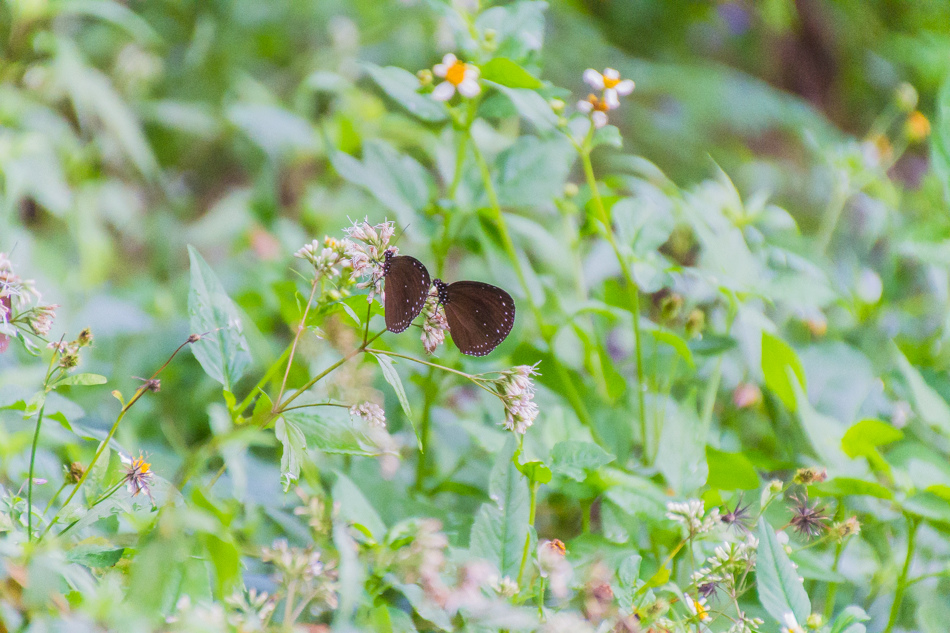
[756,518,810,623]
[187,246,252,391]
[550,441,614,481]
[275,416,306,490]
[363,63,449,122]
[761,331,806,411]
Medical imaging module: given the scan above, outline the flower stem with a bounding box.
[415,366,436,491]
[516,479,540,587]
[578,145,647,461]
[26,401,47,540]
[275,277,320,411]
[884,514,919,633]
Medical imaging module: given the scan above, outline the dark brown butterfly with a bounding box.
[434,278,515,357]
[382,249,430,333]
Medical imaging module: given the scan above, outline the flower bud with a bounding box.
[793,467,827,485]
[685,309,705,338]
[65,462,85,484]
[832,516,861,542]
[563,182,579,198]
[761,478,783,508]
[895,82,918,112]
[660,293,683,322]
[549,98,565,114]
[77,327,93,346]
[417,69,433,87]
[806,613,824,629]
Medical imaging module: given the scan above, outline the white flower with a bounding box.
[490,575,519,597]
[577,94,610,128]
[27,304,58,336]
[493,364,540,434]
[537,539,571,599]
[350,401,386,428]
[685,595,711,622]
[582,67,635,109]
[431,53,481,101]
[340,218,397,303]
[420,286,449,354]
[120,453,155,502]
[666,499,720,535]
[780,613,805,633]
[728,612,765,633]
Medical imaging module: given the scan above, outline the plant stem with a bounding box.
[815,176,849,255]
[579,145,647,460]
[26,401,47,540]
[235,343,293,416]
[41,482,67,516]
[415,367,436,490]
[275,277,320,411]
[517,480,540,586]
[884,515,919,633]
[823,503,846,619]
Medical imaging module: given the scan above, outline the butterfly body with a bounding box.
[433,278,515,357]
[382,250,430,333]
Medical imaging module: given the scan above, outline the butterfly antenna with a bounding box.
[391,223,410,248]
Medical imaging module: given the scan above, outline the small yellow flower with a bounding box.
[906,110,931,142]
[431,54,480,101]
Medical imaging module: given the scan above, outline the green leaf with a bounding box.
[199,532,241,596]
[333,521,365,625]
[469,437,530,578]
[792,380,851,472]
[550,441,614,481]
[187,246,252,391]
[895,348,950,435]
[756,518,811,624]
[809,477,893,500]
[493,136,574,206]
[66,544,125,568]
[932,76,950,206]
[51,373,108,389]
[371,354,419,447]
[645,327,695,369]
[517,460,553,484]
[655,396,708,494]
[275,415,306,490]
[283,409,380,456]
[641,565,670,591]
[363,63,449,122]
[761,331,806,411]
[829,606,870,633]
[705,446,759,490]
[902,492,950,525]
[841,419,903,458]
[480,58,542,89]
[488,83,559,132]
[332,472,386,540]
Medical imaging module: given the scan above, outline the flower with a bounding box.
[420,287,449,354]
[226,588,276,628]
[582,68,635,109]
[728,611,765,633]
[788,494,829,539]
[832,516,861,542]
[906,110,931,142]
[27,304,57,336]
[262,539,325,582]
[666,499,720,535]
[431,54,480,101]
[732,383,762,409]
[793,467,827,485]
[350,401,386,428]
[538,539,572,599]
[780,612,805,633]
[684,595,711,622]
[295,236,349,279]
[761,479,783,508]
[577,93,610,128]
[490,575,519,597]
[340,218,397,303]
[493,364,540,434]
[121,453,155,502]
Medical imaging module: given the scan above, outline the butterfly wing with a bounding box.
[443,281,515,356]
[384,255,431,333]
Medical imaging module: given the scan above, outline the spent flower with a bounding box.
[430,53,481,101]
[121,453,155,502]
[26,304,58,336]
[788,494,829,539]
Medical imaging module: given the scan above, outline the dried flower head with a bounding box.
[793,467,827,485]
[431,54,480,101]
[65,462,85,484]
[832,516,861,542]
[350,401,386,428]
[420,286,449,354]
[77,327,93,346]
[720,496,752,533]
[27,304,58,336]
[121,453,155,502]
[788,494,829,539]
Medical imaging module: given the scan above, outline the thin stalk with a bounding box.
[517,480,539,586]
[275,277,320,410]
[823,504,846,619]
[26,401,47,540]
[815,177,849,255]
[235,343,293,417]
[415,367,436,490]
[579,146,647,459]
[42,482,68,516]
[283,579,298,631]
[884,515,919,633]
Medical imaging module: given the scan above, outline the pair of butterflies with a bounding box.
[381,249,515,357]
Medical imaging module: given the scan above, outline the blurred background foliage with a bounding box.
[3,0,950,631]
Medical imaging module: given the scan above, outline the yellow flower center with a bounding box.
[133,457,151,473]
[603,75,621,89]
[695,601,708,620]
[587,94,609,112]
[446,61,467,86]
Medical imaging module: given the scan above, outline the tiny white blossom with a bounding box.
[577,94,610,128]
[583,67,635,109]
[340,218,397,303]
[420,286,449,354]
[431,53,481,101]
[780,613,805,633]
[493,364,540,434]
[666,499,720,535]
[350,402,386,428]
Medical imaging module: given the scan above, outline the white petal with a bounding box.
[616,79,635,95]
[431,81,456,101]
[592,111,608,128]
[603,68,620,81]
[465,64,480,79]
[582,68,604,90]
[433,63,448,77]
[457,77,481,98]
[576,100,593,113]
[441,53,457,67]
[604,89,620,109]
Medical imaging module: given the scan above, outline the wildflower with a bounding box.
[577,93,610,128]
[728,612,765,633]
[732,383,762,409]
[394,518,449,604]
[538,539,572,599]
[582,561,615,622]
[431,54,480,101]
[295,236,348,279]
[582,68,635,109]
[444,560,494,612]
[135,377,161,393]
[65,462,85,484]
[340,218,396,303]
[906,111,931,142]
[832,516,861,542]
[59,350,79,370]
[225,588,276,628]
[492,364,540,434]
[27,305,58,336]
[47,340,71,353]
[788,495,829,539]
[121,453,155,502]
[666,499,720,535]
[491,575,519,597]
[793,467,827,485]
[780,612,805,633]
[293,488,331,535]
[420,286,449,354]
[720,496,752,533]
[684,595,711,622]
[261,539,325,582]
[350,401,386,428]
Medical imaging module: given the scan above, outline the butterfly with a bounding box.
[433,277,515,357]
[382,249,430,333]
